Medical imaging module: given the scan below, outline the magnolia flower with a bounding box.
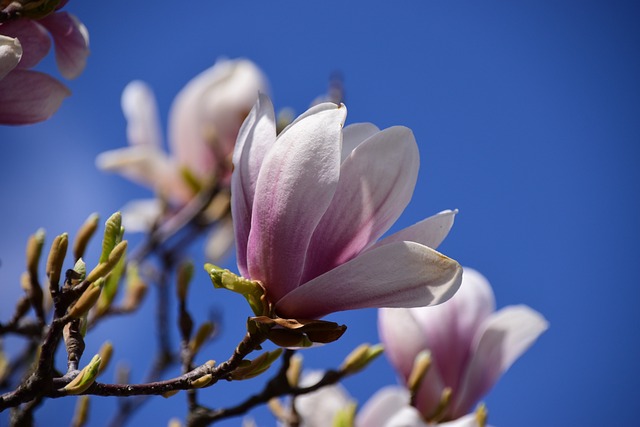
[0,0,89,124]
[232,94,462,319]
[378,268,548,425]
[96,59,268,247]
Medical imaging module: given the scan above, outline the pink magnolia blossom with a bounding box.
[96,59,267,260]
[232,94,462,319]
[378,268,548,424]
[0,1,89,124]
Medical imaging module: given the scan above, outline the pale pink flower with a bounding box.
[232,94,462,319]
[357,386,491,427]
[96,59,267,262]
[0,1,89,124]
[378,268,548,424]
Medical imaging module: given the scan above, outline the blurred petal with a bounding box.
[438,414,486,427]
[341,122,379,162]
[39,12,90,79]
[121,80,163,148]
[378,308,429,380]
[247,103,345,301]
[410,269,495,407]
[452,305,549,417]
[0,20,49,70]
[356,386,410,427]
[169,58,266,180]
[119,199,162,232]
[0,69,69,124]
[296,371,353,427]
[276,241,462,319]
[0,35,22,79]
[205,218,235,263]
[301,126,420,282]
[371,210,458,251]
[384,406,428,427]
[231,93,276,276]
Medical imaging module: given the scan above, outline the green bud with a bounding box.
[339,343,384,375]
[73,258,86,281]
[177,261,194,302]
[229,348,283,380]
[71,395,90,427]
[46,233,68,289]
[86,241,127,284]
[99,212,122,264]
[73,213,99,261]
[63,354,102,395]
[97,341,113,376]
[26,228,45,279]
[332,402,357,427]
[475,403,488,427]
[189,322,215,355]
[190,374,212,389]
[68,279,103,319]
[286,354,303,387]
[205,264,269,316]
[407,350,431,399]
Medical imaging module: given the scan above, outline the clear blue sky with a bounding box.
[1,1,639,426]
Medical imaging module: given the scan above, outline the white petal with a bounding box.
[452,305,549,416]
[121,80,163,148]
[371,209,458,251]
[296,371,353,427]
[275,241,462,319]
[119,199,162,233]
[341,122,380,162]
[356,386,411,427]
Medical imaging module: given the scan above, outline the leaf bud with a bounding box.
[339,343,383,375]
[73,213,99,261]
[62,354,102,395]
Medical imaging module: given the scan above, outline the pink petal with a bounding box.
[384,406,429,427]
[0,69,69,125]
[370,209,458,251]
[0,36,22,79]
[168,59,267,181]
[452,305,549,417]
[341,122,379,162]
[275,241,462,319]
[411,268,496,410]
[438,414,487,427]
[301,126,420,282]
[247,103,346,301]
[121,80,163,148]
[231,93,276,277]
[356,386,411,427]
[0,20,50,70]
[39,12,89,79]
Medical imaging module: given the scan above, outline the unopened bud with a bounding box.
[286,354,303,387]
[167,418,183,427]
[26,228,45,278]
[99,212,122,263]
[46,233,68,289]
[230,348,283,380]
[68,279,103,319]
[339,343,383,375]
[73,258,86,281]
[333,402,357,427]
[189,322,214,355]
[73,213,99,261]
[407,350,431,398]
[162,389,179,399]
[97,341,113,376]
[71,395,90,427]
[63,354,102,395]
[190,374,212,389]
[86,241,127,284]
[475,403,488,427]
[176,261,194,302]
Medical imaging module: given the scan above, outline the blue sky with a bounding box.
[1,1,639,426]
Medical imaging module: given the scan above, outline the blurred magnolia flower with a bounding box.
[232,94,462,319]
[0,0,89,124]
[96,58,267,261]
[293,371,355,427]
[377,268,548,425]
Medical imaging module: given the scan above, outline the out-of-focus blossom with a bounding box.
[232,93,462,319]
[96,59,267,261]
[0,0,89,124]
[293,371,355,427]
[378,268,548,425]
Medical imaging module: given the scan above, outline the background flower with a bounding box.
[379,268,548,423]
